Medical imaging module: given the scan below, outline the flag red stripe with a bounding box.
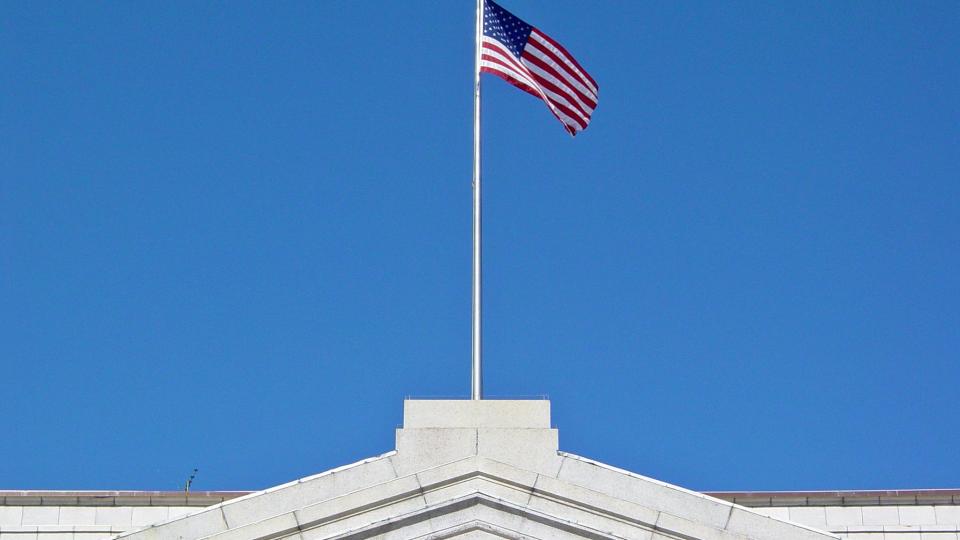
[527,70,591,122]
[481,33,591,135]
[525,37,597,101]
[481,42,548,99]
[486,43,590,123]
[544,95,587,131]
[482,41,535,82]
[484,39,588,131]
[479,60,540,98]
[530,28,598,91]
[482,60,582,132]
[523,35,597,101]
[479,67,541,99]
[522,51,597,111]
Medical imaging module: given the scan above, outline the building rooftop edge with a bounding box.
[706,489,960,498]
[2,489,959,507]
[0,491,251,496]
[0,491,250,507]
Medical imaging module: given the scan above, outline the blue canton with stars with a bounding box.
[483,0,533,58]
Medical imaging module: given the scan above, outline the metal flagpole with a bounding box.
[471,0,484,400]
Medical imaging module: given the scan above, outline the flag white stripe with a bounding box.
[528,31,598,96]
[534,81,590,125]
[522,45,597,105]
[481,39,544,89]
[480,58,543,98]
[482,47,589,125]
[482,39,588,130]
[522,57,595,115]
[480,62,583,131]
[528,30,598,95]
[480,60,538,95]
[481,40,563,116]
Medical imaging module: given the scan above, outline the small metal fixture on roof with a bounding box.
[184,468,198,495]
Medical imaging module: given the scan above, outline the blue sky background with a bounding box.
[1,1,958,492]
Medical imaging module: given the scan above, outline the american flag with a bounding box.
[480,0,598,136]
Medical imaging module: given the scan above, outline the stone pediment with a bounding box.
[114,401,837,540]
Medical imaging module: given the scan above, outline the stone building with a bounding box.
[1,400,957,540]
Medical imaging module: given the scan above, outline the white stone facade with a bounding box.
[1,400,956,540]
[3,493,957,540]
[717,492,960,540]
[0,493,234,540]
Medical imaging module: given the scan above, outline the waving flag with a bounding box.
[480,0,599,136]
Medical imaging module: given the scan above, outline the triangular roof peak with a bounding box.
[115,400,837,540]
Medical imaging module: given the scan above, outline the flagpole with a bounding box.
[471,0,484,400]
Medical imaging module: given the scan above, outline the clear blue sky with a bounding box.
[2,1,958,492]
